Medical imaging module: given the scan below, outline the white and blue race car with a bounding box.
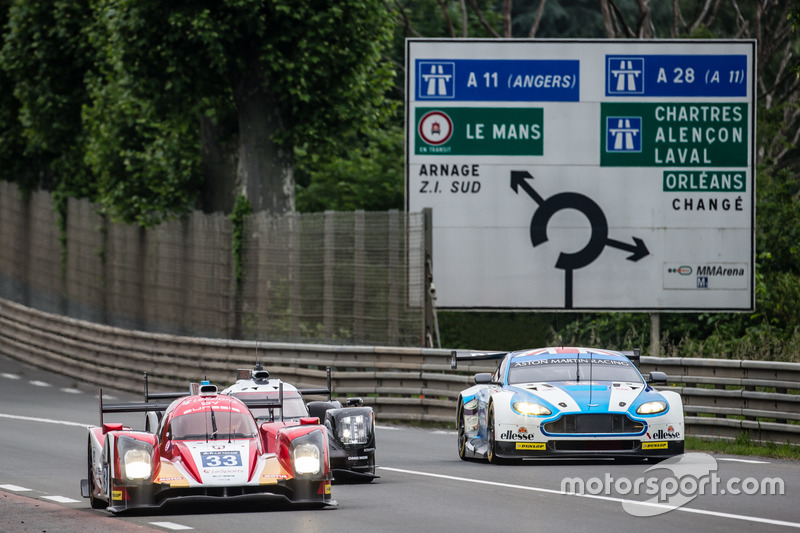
[453,347,684,463]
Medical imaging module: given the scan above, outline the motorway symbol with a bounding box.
[511,170,649,308]
[607,57,644,95]
[606,117,642,152]
[418,61,455,99]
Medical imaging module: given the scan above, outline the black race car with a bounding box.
[222,365,378,482]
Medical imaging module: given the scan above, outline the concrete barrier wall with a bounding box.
[2,297,798,444]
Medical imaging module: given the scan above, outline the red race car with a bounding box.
[81,380,336,513]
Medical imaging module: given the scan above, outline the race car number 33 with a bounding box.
[201,451,242,467]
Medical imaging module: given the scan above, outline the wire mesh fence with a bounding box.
[239,210,426,345]
[0,181,428,346]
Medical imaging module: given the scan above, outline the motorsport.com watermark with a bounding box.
[560,453,784,517]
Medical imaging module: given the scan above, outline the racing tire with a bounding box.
[87,437,107,509]
[457,403,468,461]
[486,404,502,464]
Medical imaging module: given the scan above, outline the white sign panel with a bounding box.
[406,39,755,311]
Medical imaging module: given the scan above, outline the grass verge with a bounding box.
[687,435,800,461]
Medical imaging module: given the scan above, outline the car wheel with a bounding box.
[87,438,107,509]
[486,404,501,464]
[457,403,468,461]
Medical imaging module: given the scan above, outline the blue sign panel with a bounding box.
[606,55,747,97]
[416,59,579,102]
[605,116,642,153]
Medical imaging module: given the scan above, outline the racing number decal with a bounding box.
[201,451,243,467]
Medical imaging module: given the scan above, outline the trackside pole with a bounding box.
[422,208,440,348]
[650,312,660,356]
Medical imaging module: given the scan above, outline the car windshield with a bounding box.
[507,355,643,384]
[169,410,258,440]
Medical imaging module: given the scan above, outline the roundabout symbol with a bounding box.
[511,170,649,308]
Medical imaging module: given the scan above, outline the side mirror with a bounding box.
[473,372,493,384]
[646,371,668,385]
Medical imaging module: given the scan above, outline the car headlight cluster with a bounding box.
[512,401,552,416]
[291,429,325,477]
[118,436,155,482]
[293,443,321,475]
[338,414,369,445]
[636,401,668,415]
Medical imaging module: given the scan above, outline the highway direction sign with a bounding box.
[406,39,755,311]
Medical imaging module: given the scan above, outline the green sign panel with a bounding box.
[662,170,746,192]
[415,107,543,156]
[600,102,748,167]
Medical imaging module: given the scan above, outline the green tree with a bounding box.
[0,0,95,197]
[83,0,397,224]
[296,124,404,212]
[0,0,32,188]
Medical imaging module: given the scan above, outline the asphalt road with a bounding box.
[1,353,798,532]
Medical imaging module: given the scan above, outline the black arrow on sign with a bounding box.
[607,237,649,262]
[511,170,545,205]
[511,170,650,308]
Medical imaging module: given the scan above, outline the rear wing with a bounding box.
[234,365,333,401]
[98,375,217,427]
[99,379,291,428]
[97,373,194,423]
[98,388,174,428]
[450,350,508,370]
[143,372,197,402]
[622,349,641,367]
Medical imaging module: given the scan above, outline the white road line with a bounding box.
[41,495,80,503]
[0,484,32,492]
[379,466,800,529]
[61,388,82,394]
[149,522,194,530]
[29,380,50,387]
[1,373,20,379]
[0,413,88,428]
[718,457,770,464]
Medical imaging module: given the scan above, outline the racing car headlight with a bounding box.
[512,402,552,416]
[338,414,369,445]
[118,436,154,482]
[293,443,321,475]
[636,401,668,415]
[124,449,152,479]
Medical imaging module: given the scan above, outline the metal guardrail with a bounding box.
[638,358,800,445]
[1,297,798,444]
